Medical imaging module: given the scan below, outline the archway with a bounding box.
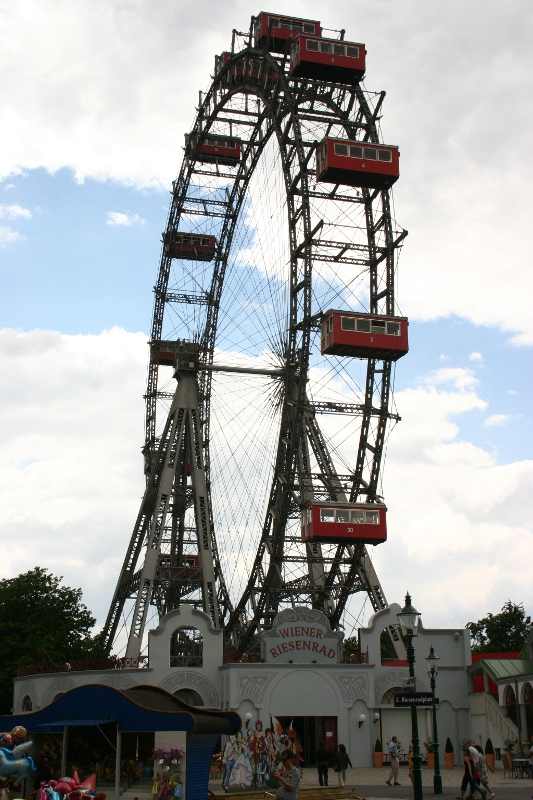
[174,688,204,707]
[504,685,518,726]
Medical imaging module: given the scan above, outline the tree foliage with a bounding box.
[466,600,531,653]
[0,567,99,712]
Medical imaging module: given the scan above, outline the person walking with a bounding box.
[316,741,330,787]
[273,751,301,800]
[334,744,352,787]
[386,736,401,787]
[466,746,487,800]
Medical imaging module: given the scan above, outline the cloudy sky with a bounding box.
[1,0,532,640]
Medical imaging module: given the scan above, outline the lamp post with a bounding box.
[426,645,443,795]
[397,592,423,800]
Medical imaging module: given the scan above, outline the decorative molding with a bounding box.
[374,669,408,704]
[238,674,274,706]
[159,670,220,706]
[335,674,368,707]
[150,607,221,638]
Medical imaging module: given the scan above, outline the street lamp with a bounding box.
[397,592,423,800]
[426,645,443,795]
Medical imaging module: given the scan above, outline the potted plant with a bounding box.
[424,740,435,769]
[373,738,384,768]
[485,739,495,770]
[444,737,454,768]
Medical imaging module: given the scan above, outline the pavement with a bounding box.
[211,766,533,800]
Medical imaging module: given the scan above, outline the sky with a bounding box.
[1,0,532,640]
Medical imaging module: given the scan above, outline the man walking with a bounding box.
[386,736,401,787]
[273,751,301,800]
[316,741,330,786]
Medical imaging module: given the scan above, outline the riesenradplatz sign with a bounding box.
[394,691,438,708]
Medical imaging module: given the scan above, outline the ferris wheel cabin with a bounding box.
[302,503,387,545]
[289,35,366,82]
[321,310,409,361]
[163,231,217,261]
[185,132,242,166]
[316,137,400,190]
[254,12,321,52]
[216,51,281,87]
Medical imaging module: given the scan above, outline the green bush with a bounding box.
[485,739,494,755]
[374,738,383,752]
[445,737,454,753]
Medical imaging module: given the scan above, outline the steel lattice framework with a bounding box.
[102,17,407,658]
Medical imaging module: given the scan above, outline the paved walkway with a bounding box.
[212,766,533,800]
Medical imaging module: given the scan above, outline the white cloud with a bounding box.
[469,351,483,363]
[0,327,531,637]
[0,226,22,245]
[106,211,145,227]
[424,367,478,392]
[484,413,510,428]
[0,204,30,219]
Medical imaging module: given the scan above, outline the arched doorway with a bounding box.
[504,685,518,726]
[174,688,204,707]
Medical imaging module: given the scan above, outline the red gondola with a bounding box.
[316,137,400,190]
[254,12,321,53]
[163,231,217,261]
[185,132,241,166]
[301,502,387,545]
[215,51,281,88]
[321,310,409,361]
[289,35,366,82]
[150,339,178,367]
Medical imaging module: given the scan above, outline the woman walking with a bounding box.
[334,744,352,787]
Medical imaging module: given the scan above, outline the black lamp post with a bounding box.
[426,645,443,795]
[398,592,423,800]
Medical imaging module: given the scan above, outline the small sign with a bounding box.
[394,691,438,708]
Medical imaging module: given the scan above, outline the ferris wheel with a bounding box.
[102,11,408,659]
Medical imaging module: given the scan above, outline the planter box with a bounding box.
[426,752,435,769]
[444,752,455,769]
[373,752,384,768]
[485,753,495,770]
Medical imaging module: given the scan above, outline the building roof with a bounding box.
[480,659,533,682]
[0,684,241,734]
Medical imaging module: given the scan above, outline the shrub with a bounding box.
[374,738,383,752]
[445,737,454,753]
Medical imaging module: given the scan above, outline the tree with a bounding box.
[0,567,100,712]
[466,600,531,653]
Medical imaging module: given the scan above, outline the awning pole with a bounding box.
[61,727,68,776]
[114,726,122,800]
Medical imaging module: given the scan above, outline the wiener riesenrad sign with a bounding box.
[261,607,342,664]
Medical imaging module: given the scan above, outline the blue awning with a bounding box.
[0,684,240,735]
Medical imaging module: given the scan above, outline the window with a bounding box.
[334,44,345,55]
[346,46,359,59]
[327,316,333,332]
[364,147,377,160]
[350,509,365,524]
[334,143,348,156]
[341,316,355,330]
[335,509,350,523]
[306,39,319,51]
[270,18,279,28]
[387,321,400,336]
[350,145,363,158]
[170,626,203,667]
[365,511,379,524]
[378,149,392,162]
[304,23,315,33]
[356,318,370,332]
[320,42,333,54]
[280,19,291,29]
[320,508,335,523]
[292,22,303,32]
[371,320,386,333]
